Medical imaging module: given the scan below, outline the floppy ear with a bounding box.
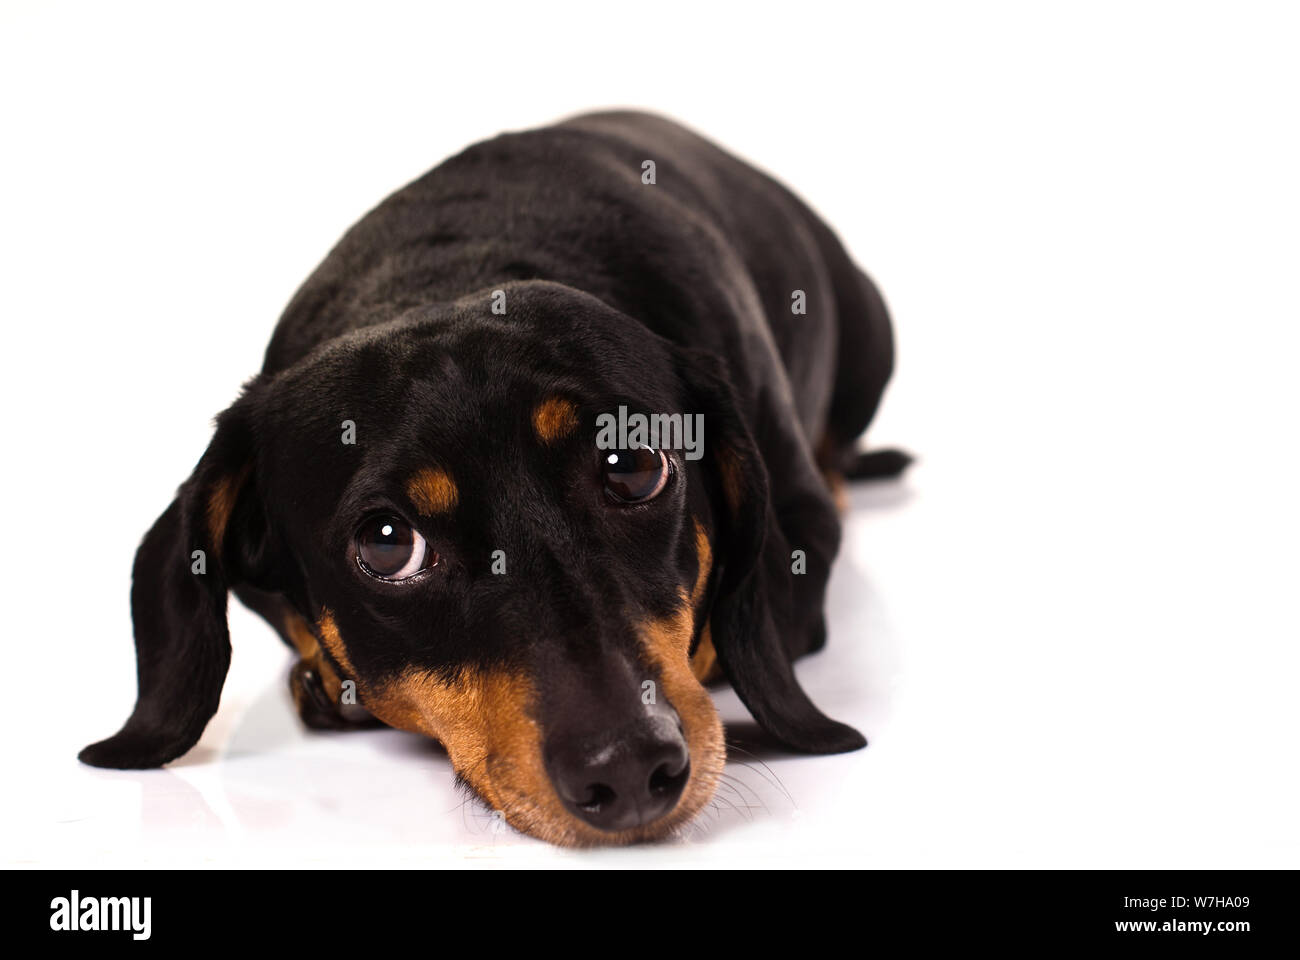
[679,348,866,754]
[79,393,269,769]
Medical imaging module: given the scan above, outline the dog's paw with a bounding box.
[289,659,379,731]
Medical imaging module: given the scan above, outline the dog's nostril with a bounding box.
[649,759,689,798]
[545,713,691,832]
[577,782,617,813]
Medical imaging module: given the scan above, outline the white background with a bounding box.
[2,1,1297,868]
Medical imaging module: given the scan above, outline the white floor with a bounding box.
[2,2,1298,869]
[7,483,911,868]
[7,456,1299,868]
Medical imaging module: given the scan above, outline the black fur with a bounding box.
[81,111,903,773]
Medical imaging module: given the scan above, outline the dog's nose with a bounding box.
[545,704,691,833]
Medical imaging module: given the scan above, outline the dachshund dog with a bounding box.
[80,111,906,846]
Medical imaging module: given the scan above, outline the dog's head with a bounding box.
[81,281,863,845]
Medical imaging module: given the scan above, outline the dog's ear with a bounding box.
[79,388,273,769]
[678,347,866,754]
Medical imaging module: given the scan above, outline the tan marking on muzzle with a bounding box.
[637,518,726,820]
[316,609,358,679]
[362,664,591,844]
[366,651,722,847]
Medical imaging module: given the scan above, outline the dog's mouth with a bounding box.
[361,657,725,846]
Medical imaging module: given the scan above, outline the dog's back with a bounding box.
[266,111,892,466]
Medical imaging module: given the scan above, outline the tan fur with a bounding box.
[286,610,344,702]
[825,469,849,514]
[690,624,720,683]
[532,395,580,444]
[636,593,726,838]
[688,518,722,682]
[204,465,250,555]
[406,466,459,516]
[316,609,358,679]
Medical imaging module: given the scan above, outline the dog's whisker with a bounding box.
[717,772,774,817]
[709,791,753,823]
[715,774,758,808]
[723,760,792,810]
[723,746,796,806]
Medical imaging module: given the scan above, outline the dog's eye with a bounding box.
[356,516,436,580]
[603,447,670,504]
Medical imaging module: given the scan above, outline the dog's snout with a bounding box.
[545,702,691,833]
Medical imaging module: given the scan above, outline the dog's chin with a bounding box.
[462,710,726,848]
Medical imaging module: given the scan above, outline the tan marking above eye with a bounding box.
[406,466,459,516]
[532,396,579,444]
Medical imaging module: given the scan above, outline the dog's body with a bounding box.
[82,111,903,845]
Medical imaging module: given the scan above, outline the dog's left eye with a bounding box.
[603,447,671,504]
[355,516,436,580]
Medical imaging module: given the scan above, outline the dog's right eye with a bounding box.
[355,516,436,581]
[602,446,671,504]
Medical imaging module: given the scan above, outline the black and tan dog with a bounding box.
[81,111,906,845]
